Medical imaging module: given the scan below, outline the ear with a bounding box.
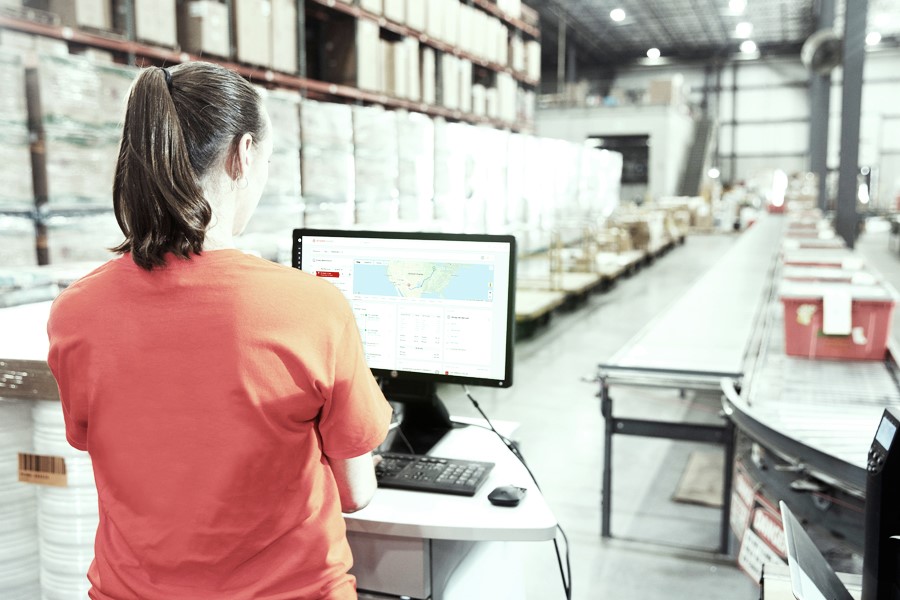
[233,133,254,180]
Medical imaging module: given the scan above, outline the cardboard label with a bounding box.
[751,504,787,558]
[730,488,752,541]
[737,528,786,583]
[18,453,68,487]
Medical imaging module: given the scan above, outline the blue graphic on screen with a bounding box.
[353,261,494,302]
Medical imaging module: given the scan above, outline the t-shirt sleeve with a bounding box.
[317,315,392,459]
[46,298,89,451]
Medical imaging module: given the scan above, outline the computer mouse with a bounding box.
[488,485,527,507]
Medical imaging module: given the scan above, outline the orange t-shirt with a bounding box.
[46,249,392,600]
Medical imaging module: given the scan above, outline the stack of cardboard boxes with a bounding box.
[396,110,435,223]
[352,105,399,227]
[300,100,355,228]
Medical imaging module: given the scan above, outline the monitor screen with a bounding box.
[293,229,516,388]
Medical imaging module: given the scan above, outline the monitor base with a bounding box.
[380,380,459,455]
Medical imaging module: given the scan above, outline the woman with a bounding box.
[47,62,391,599]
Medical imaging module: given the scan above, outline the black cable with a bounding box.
[462,385,573,600]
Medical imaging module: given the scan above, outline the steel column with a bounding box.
[809,0,835,211]
[835,0,868,247]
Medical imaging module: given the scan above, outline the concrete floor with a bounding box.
[440,232,759,600]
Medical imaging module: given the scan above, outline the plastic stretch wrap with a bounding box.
[0,125,34,209]
[396,111,434,224]
[34,55,135,129]
[260,89,302,207]
[43,126,120,208]
[0,50,27,125]
[353,106,398,208]
[33,401,97,600]
[301,100,354,226]
[299,99,353,152]
[0,400,40,600]
[432,120,471,231]
[471,127,509,234]
[45,212,123,264]
[0,216,38,267]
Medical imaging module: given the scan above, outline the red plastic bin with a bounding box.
[780,281,897,361]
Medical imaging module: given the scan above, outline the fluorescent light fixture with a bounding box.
[610,8,626,22]
[735,21,753,38]
[708,167,721,179]
[740,39,758,54]
[729,0,747,14]
[866,31,882,46]
[647,47,661,59]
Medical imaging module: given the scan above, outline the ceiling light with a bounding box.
[610,8,626,22]
[735,21,753,38]
[708,167,721,179]
[866,31,882,46]
[647,47,661,59]
[728,0,747,14]
[740,39,758,53]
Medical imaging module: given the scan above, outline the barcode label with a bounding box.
[18,453,68,487]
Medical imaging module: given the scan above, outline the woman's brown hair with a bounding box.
[112,61,267,270]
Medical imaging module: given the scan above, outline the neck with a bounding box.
[202,179,237,251]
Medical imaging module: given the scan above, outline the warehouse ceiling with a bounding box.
[529,0,900,77]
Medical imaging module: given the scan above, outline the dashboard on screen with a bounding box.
[293,229,516,388]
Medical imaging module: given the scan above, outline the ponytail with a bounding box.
[112,62,266,270]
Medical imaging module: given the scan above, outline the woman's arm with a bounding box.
[327,452,379,513]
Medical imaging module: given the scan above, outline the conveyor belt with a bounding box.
[606,216,785,377]
[723,297,900,496]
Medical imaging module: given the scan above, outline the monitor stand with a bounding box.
[380,380,458,455]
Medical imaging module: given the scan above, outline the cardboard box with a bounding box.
[135,0,177,47]
[440,53,459,110]
[511,34,524,72]
[425,0,443,41]
[356,19,380,92]
[179,1,230,59]
[234,0,271,67]
[526,40,540,81]
[485,86,498,118]
[458,58,471,113]
[383,0,403,23]
[25,0,112,30]
[406,0,425,31]
[497,22,509,66]
[359,0,381,14]
[404,37,419,101]
[443,0,459,47]
[421,47,435,104]
[270,0,297,72]
[458,4,473,55]
[472,83,486,116]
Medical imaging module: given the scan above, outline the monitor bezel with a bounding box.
[292,228,517,388]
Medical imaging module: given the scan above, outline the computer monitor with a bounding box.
[292,229,517,453]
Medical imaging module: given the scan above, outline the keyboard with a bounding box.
[375,453,495,496]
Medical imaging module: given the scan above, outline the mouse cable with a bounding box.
[462,385,573,600]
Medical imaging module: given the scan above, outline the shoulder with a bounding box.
[48,259,124,331]
[231,253,355,320]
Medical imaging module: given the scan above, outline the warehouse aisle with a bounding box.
[442,232,758,599]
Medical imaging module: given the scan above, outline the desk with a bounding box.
[346,422,558,599]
